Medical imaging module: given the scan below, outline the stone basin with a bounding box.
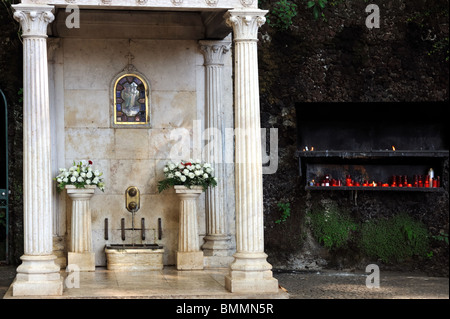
[105,244,164,271]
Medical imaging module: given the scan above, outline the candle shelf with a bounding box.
[295,102,448,194]
[305,185,445,192]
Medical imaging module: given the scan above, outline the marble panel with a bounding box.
[65,128,115,159]
[108,159,156,195]
[151,90,197,129]
[114,129,150,160]
[64,89,110,128]
[63,39,128,90]
[131,40,198,92]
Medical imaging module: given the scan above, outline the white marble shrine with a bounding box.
[10,0,279,296]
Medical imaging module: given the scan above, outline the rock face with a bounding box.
[258,0,448,275]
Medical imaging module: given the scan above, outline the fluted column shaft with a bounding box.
[11,4,62,296]
[224,9,279,293]
[199,40,231,257]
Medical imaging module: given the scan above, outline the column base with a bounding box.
[202,234,231,257]
[12,254,63,296]
[68,252,95,271]
[177,251,204,270]
[225,252,279,293]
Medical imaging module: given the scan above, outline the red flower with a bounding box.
[88,160,93,165]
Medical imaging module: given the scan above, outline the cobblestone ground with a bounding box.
[274,269,449,299]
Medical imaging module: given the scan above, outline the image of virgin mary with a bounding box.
[121,82,141,117]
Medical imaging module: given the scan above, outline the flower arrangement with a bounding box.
[157,159,217,193]
[55,160,105,192]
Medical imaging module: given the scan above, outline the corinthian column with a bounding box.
[11,4,62,296]
[199,40,232,262]
[224,9,279,293]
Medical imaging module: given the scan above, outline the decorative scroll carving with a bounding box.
[240,0,254,7]
[225,10,267,41]
[205,0,218,6]
[13,7,55,37]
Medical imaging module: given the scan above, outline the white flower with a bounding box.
[175,171,181,177]
[77,176,84,182]
[86,171,93,178]
[183,169,189,175]
[94,170,100,177]
[178,163,184,169]
[70,176,77,183]
[195,164,201,169]
[195,170,201,176]
[188,165,194,171]
[92,177,99,184]
[163,167,169,172]
[86,179,91,185]
[72,171,79,177]
[180,175,186,182]
[206,168,212,174]
[168,164,175,171]
[203,173,209,179]
[63,177,68,183]
[168,173,174,178]
[80,172,86,178]
[188,172,195,179]
[56,178,62,183]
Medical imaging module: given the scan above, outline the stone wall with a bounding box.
[52,35,235,266]
[258,0,449,275]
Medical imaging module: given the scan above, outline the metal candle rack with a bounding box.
[103,186,163,245]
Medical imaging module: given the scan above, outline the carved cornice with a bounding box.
[12,5,55,38]
[199,41,231,66]
[205,0,218,6]
[225,9,267,41]
[240,0,254,7]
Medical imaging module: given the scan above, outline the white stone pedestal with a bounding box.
[66,185,96,271]
[174,185,204,270]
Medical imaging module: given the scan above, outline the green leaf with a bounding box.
[313,7,319,20]
[307,1,315,8]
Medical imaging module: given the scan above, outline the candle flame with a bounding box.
[392,146,396,151]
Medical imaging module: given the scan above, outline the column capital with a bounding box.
[225,9,268,41]
[199,40,231,66]
[12,4,55,38]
